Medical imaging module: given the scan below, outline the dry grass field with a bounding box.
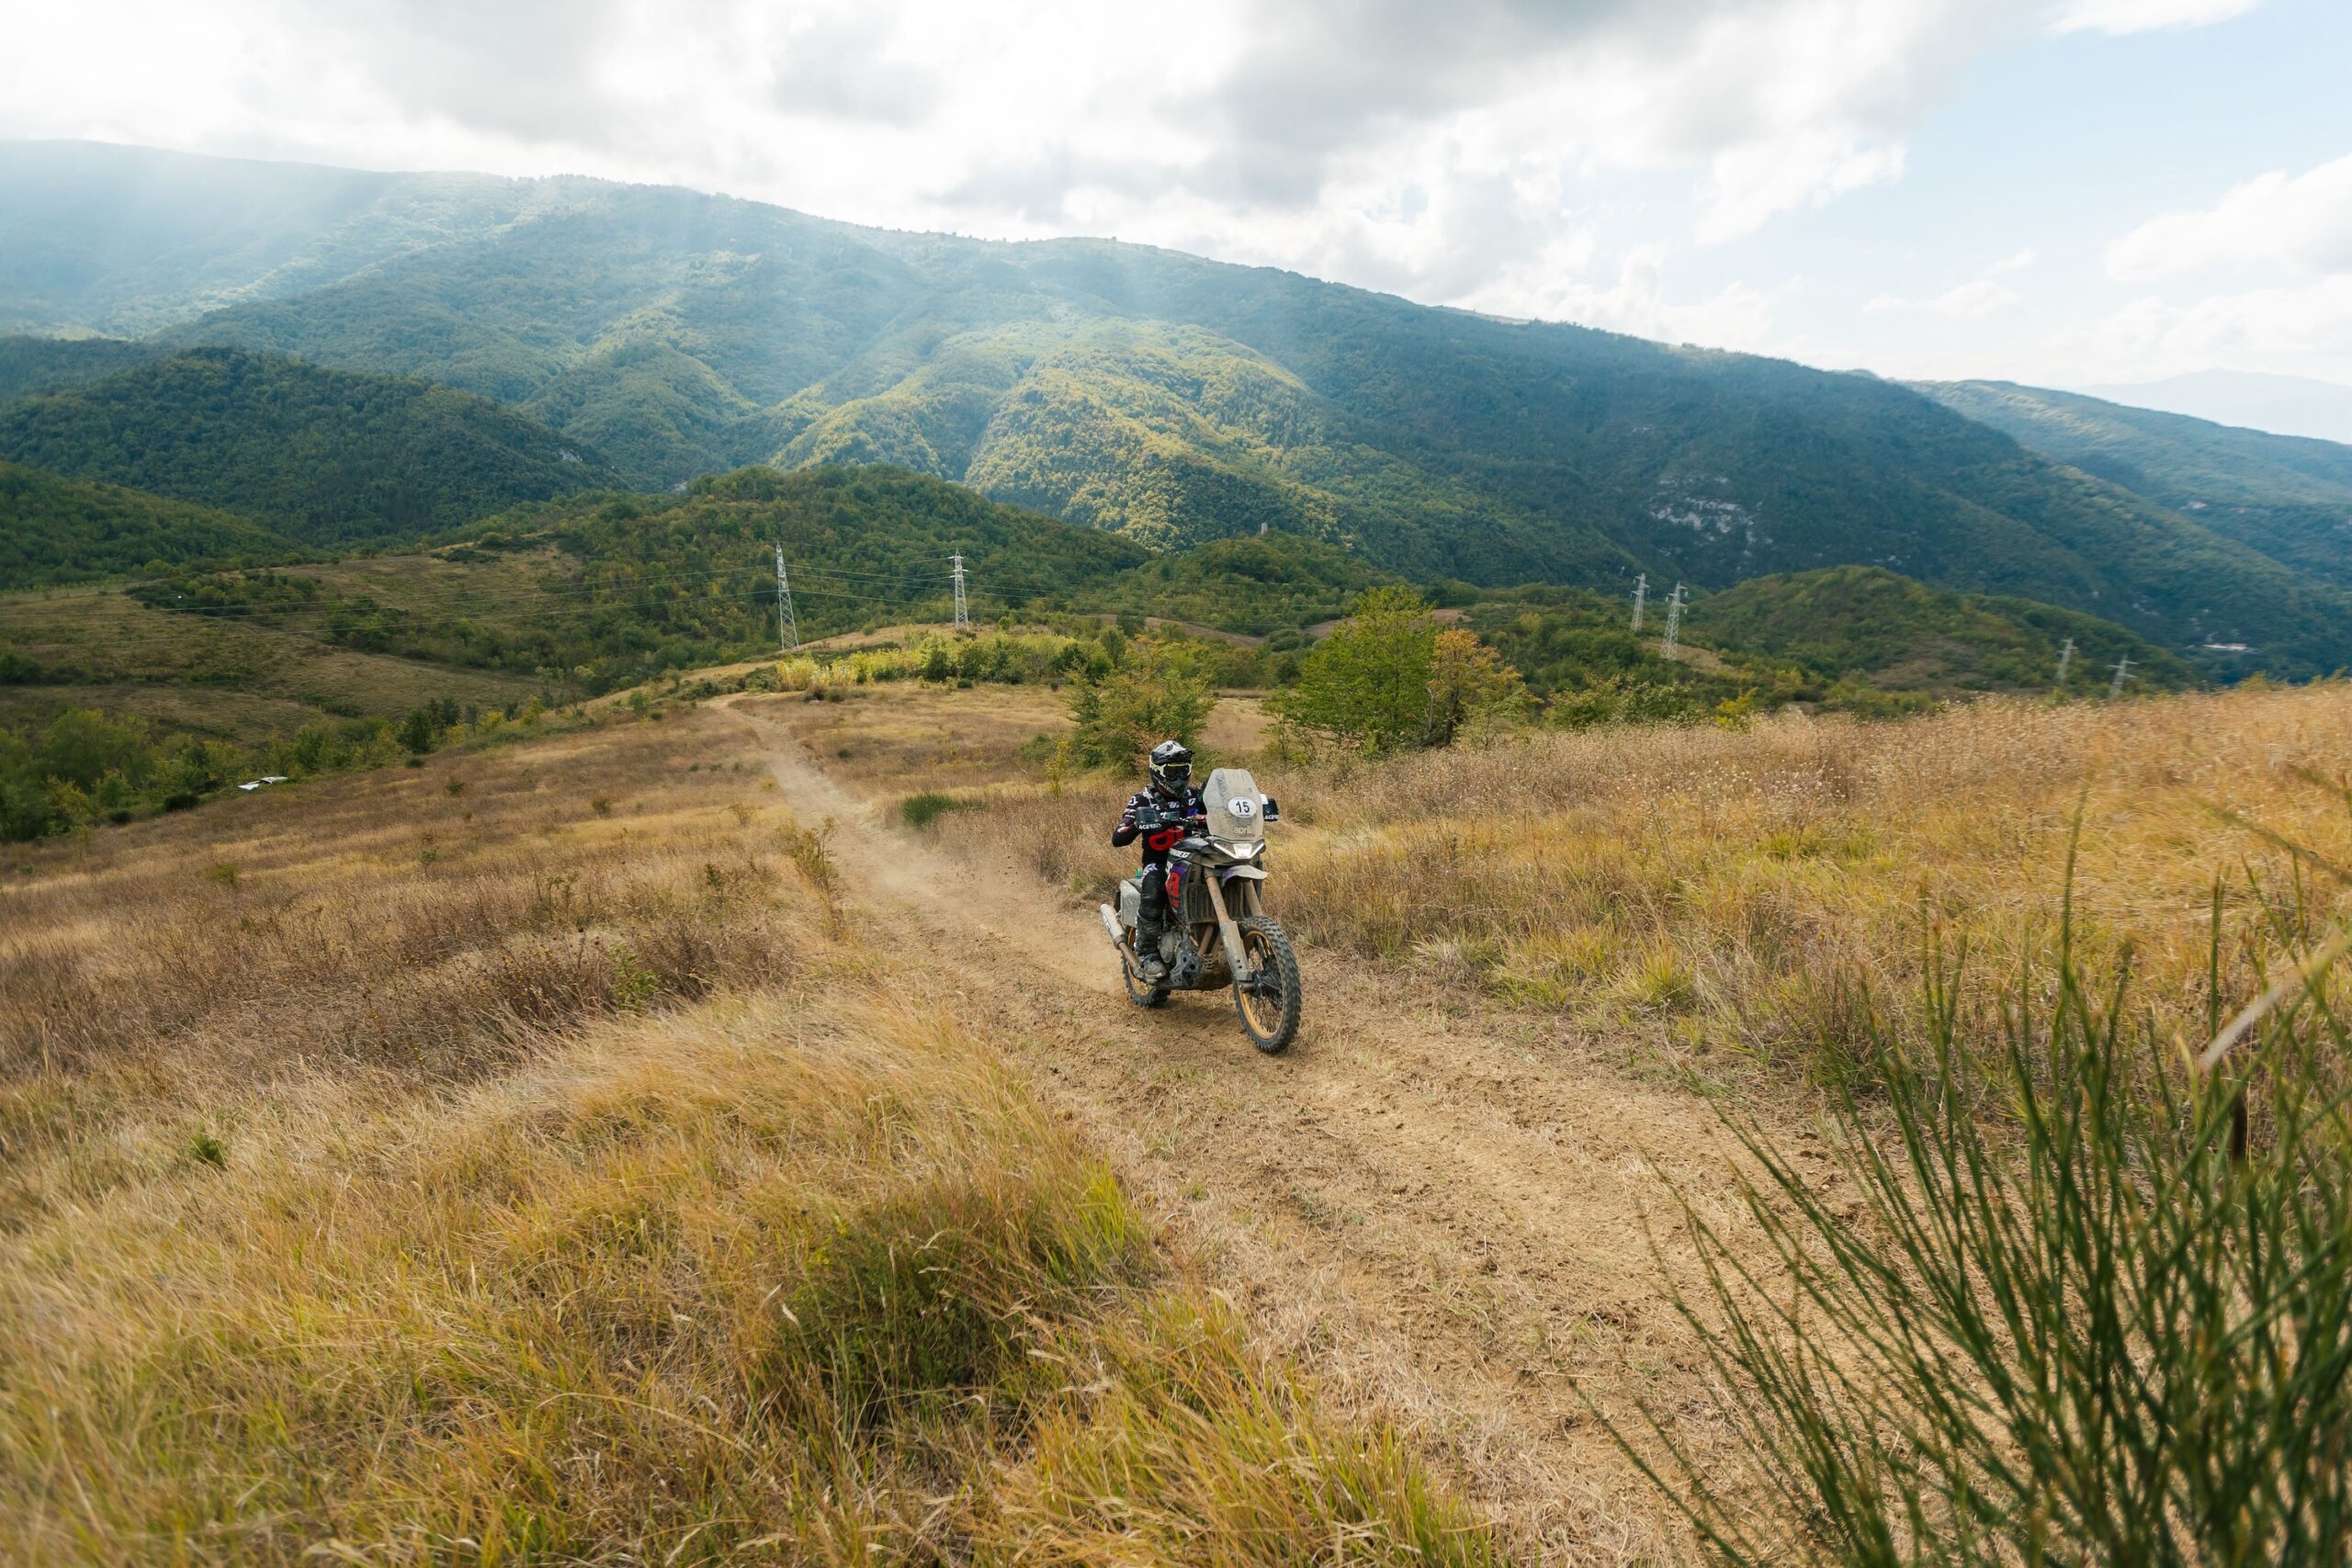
[0,702,1499,1564]
[7,671,2349,1562]
[766,679,2352,1095]
[732,675,2352,1561]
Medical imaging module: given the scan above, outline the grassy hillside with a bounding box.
[0,460,300,586]
[0,466,1290,746]
[0,346,621,544]
[775,675,2352,1562]
[0,703,1502,1562]
[1917,378,2352,587]
[1688,565,2199,696]
[0,582,541,731]
[11,143,2352,673]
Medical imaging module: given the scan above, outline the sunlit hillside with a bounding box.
[12,143,2352,673]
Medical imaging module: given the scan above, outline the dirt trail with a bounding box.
[726,703,1750,1562]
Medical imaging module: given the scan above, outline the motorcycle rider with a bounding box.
[1111,739,1205,982]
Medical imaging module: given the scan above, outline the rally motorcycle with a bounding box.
[1098,767,1303,1054]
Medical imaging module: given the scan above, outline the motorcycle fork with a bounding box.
[1202,874,1256,982]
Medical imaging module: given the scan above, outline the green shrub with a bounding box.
[899,791,979,829]
[1272,588,1526,753]
[774,1163,1153,1437]
[1623,873,2352,1563]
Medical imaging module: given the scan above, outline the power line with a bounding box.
[950,553,969,632]
[2109,654,2133,699]
[3,547,1194,668]
[11,541,1152,625]
[1631,572,1647,633]
[2055,636,2075,691]
[1662,581,1685,660]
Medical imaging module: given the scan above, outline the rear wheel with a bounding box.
[1232,915,1302,1054]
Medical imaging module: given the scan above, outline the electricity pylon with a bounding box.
[775,543,797,651]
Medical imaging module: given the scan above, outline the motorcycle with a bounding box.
[1098,767,1303,1054]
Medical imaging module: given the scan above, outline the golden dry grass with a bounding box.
[1269,685,2352,1086]
[0,703,1508,1564]
[768,682,1074,797]
[804,680,2352,1093]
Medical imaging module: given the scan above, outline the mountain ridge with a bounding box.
[6,141,2352,674]
[2075,370,2352,447]
[1913,378,2352,590]
[0,344,621,545]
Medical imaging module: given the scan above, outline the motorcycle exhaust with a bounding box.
[1097,904,1125,949]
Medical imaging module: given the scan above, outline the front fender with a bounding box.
[1219,865,1269,881]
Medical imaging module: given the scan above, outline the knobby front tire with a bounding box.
[1232,915,1302,1054]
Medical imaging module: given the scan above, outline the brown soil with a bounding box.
[719,696,1763,1563]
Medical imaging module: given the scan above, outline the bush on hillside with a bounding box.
[1272,587,1527,754]
[0,696,523,841]
[1059,643,1214,774]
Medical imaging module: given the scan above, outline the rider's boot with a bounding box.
[1134,917,1170,983]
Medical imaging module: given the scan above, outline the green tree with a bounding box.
[37,709,153,791]
[1270,587,1439,754]
[1060,643,1213,773]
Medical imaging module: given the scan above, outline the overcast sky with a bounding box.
[6,0,2347,389]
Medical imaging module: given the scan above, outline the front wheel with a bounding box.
[1232,915,1302,1054]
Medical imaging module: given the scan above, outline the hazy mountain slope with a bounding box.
[0,460,301,587]
[0,346,619,544]
[10,141,2352,673]
[0,141,538,337]
[1916,379,2352,587]
[2078,370,2352,446]
[1689,564,2198,696]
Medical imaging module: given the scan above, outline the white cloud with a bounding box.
[1458,243,1791,351]
[0,0,2034,328]
[2108,152,2352,279]
[2064,276,2352,381]
[1991,247,2038,273]
[2052,0,2260,35]
[1865,272,2023,317]
[1928,279,2023,316]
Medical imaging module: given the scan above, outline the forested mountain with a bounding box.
[487,464,1152,660]
[1912,380,2352,589]
[0,346,619,545]
[0,461,300,586]
[7,141,2352,673]
[1687,565,2197,697]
